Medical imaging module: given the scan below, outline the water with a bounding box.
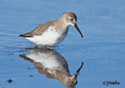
[0,0,125,88]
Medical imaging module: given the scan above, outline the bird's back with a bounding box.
[19,20,57,37]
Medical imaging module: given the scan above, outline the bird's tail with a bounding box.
[19,34,32,37]
[19,34,24,37]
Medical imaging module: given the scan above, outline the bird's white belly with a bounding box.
[26,28,68,46]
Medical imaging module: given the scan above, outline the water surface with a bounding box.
[0,0,125,88]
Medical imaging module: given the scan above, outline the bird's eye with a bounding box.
[71,18,73,21]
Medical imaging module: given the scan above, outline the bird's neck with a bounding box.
[57,18,70,30]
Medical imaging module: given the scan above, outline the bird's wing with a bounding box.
[19,21,57,37]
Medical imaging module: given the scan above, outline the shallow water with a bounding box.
[0,0,125,88]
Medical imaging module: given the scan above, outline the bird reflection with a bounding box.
[20,49,83,88]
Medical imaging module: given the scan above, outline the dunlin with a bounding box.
[19,12,83,48]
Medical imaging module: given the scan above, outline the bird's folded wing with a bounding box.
[19,21,56,37]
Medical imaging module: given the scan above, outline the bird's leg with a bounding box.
[42,46,48,49]
[35,45,52,50]
[41,46,52,50]
[34,45,38,48]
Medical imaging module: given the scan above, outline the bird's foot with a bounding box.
[42,46,53,50]
[35,45,38,48]
[26,45,52,50]
[35,46,52,50]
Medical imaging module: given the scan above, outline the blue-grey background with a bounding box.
[0,0,125,88]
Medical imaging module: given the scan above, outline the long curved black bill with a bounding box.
[74,24,84,38]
